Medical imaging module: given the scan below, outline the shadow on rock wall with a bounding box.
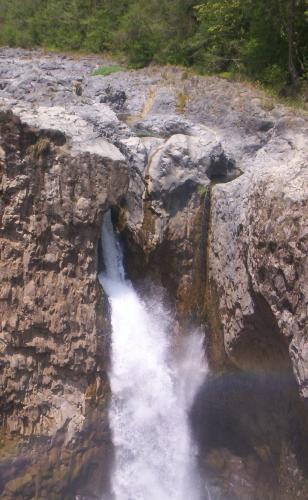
[190,367,308,500]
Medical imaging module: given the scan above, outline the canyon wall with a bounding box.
[209,125,307,393]
[0,48,307,499]
[0,106,128,498]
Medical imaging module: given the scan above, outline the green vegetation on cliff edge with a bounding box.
[0,0,307,93]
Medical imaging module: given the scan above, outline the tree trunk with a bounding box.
[288,0,299,85]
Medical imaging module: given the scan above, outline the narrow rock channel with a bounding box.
[0,48,307,500]
[99,210,205,499]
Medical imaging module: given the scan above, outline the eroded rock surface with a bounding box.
[0,105,128,497]
[209,118,308,396]
[0,48,307,499]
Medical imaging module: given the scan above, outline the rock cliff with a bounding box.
[0,48,307,499]
[0,100,128,497]
[209,120,307,393]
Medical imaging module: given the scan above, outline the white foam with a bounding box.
[99,210,206,500]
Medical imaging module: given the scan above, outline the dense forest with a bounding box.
[0,0,307,90]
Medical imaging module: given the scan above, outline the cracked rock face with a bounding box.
[209,121,308,398]
[0,48,307,499]
[0,108,128,498]
[119,127,237,324]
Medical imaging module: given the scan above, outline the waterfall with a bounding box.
[99,210,206,500]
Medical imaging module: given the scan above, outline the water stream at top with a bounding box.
[99,210,206,500]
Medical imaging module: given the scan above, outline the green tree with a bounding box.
[194,0,308,87]
[193,0,250,73]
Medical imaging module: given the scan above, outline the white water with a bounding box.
[99,211,206,500]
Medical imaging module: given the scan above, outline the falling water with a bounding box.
[99,211,206,500]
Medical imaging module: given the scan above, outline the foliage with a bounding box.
[194,0,307,89]
[0,0,307,90]
[92,65,124,76]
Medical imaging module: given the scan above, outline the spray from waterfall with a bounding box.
[99,210,206,500]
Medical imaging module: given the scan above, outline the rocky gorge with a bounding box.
[0,48,307,499]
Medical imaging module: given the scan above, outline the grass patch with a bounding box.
[92,65,124,76]
[197,184,209,197]
[260,84,308,112]
[217,71,234,80]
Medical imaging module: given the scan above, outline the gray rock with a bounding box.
[0,47,307,499]
[133,115,192,137]
[0,105,128,498]
[147,132,236,198]
[209,131,308,397]
[99,84,127,111]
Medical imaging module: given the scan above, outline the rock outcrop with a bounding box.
[0,104,128,498]
[208,116,308,395]
[0,48,307,499]
[119,125,238,324]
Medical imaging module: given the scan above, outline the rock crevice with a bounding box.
[0,48,307,499]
